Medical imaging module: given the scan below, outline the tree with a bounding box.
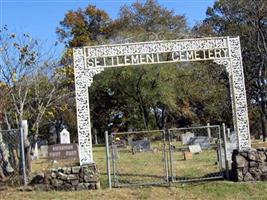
[0,26,39,128]
[0,26,73,142]
[56,0,234,142]
[101,0,189,130]
[57,5,112,47]
[198,0,267,140]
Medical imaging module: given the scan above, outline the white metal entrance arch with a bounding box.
[73,36,250,165]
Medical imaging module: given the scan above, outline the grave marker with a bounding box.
[60,128,70,144]
[182,132,194,145]
[48,144,79,161]
[39,145,48,158]
[189,136,210,149]
[189,144,202,154]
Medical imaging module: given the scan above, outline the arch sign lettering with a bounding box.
[73,36,251,165]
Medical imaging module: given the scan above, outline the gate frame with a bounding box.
[107,130,169,187]
[168,125,225,183]
[73,36,251,165]
[105,125,229,187]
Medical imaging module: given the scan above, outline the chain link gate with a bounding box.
[168,125,225,183]
[0,128,26,186]
[108,130,169,187]
[105,125,227,187]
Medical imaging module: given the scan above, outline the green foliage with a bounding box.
[54,0,233,138]
[57,5,111,47]
[197,0,267,138]
[4,0,265,144]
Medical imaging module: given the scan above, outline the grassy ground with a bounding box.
[1,181,267,200]
[1,143,267,200]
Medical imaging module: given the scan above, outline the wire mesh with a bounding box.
[168,125,224,182]
[0,129,22,186]
[110,130,169,187]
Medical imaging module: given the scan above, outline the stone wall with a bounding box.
[232,148,267,181]
[30,163,100,191]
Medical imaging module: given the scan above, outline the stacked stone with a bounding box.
[31,164,100,191]
[232,148,267,181]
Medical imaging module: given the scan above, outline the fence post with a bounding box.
[218,126,223,170]
[207,123,211,138]
[20,124,27,186]
[22,120,31,173]
[222,123,230,180]
[168,129,174,182]
[110,133,117,187]
[162,130,169,184]
[105,131,112,189]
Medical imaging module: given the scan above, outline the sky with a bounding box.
[0,0,216,55]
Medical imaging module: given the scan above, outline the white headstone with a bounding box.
[39,145,48,158]
[60,128,70,144]
[33,142,39,160]
[189,144,202,154]
[182,132,194,145]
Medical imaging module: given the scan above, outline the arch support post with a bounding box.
[73,48,93,165]
[228,37,251,150]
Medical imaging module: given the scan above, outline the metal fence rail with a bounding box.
[0,129,21,186]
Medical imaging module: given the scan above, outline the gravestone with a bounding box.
[60,128,70,144]
[189,144,202,154]
[182,132,194,145]
[48,144,79,161]
[39,145,48,158]
[132,140,151,152]
[189,136,210,149]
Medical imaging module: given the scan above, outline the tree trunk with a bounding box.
[94,129,98,145]
[135,72,150,129]
[260,113,266,141]
[260,94,267,141]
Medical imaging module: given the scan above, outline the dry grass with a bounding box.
[1,182,267,200]
[1,144,267,200]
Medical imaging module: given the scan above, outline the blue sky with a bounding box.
[0,0,216,55]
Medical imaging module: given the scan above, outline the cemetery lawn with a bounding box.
[1,181,267,200]
[1,145,267,200]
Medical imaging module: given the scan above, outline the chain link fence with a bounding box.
[105,125,227,187]
[168,125,224,183]
[109,130,169,187]
[0,129,26,187]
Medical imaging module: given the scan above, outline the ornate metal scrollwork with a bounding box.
[228,37,251,150]
[73,36,251,165]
